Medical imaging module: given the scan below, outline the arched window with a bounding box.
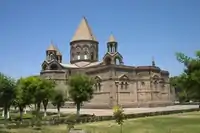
[91,52,94,60]
[84,52,88,59]
[97,82,101,91]
[72,53,75,60]
[154,81,158,89]
[95,76,102,92]
[68,70,71,76]
[75,46,81,60]
[50,53,56,60]
[110,44,113,52]
[120,82,128,89]
[115,58,121,65]
[77,52,80,60]
[159,80,165,89]
[105,57,111,65]
[141,81,145,86]
[153,75,159,80]
[82,47,89,60]
[121,82,124,89]
[95,81,101,91]
[125,82,128,89]
[42,64,47,70]
[50,64,58,70]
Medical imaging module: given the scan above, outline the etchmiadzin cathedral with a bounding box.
[40,17,175,109]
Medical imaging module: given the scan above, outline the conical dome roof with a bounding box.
[108,34,117,43]
[71,17,97,42]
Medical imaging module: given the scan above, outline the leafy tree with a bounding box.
[0,72,16,120]
[51,83,68,117]
[170,75,190,102]
[13,78,33,121]
[18,76,54,116]
[17,76,40,112]
[176,51,200,104]
[41,79,55,117]
[68,74,95,116]
[32,77,55,116]
[113,105,125,133]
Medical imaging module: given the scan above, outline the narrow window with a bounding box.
[154,81,158,89]
[125,82,128,89]
[141,82,145,86]
[84,53,88,59]
[50,64,58,70]
[95,82,101,92]
[105,57,111,65]
[68,70,71,76]
[91,52,94,60]
[77,53,80,60]
[115,58,120,65]
[121,82,124,89]
[95,83,98,91]
[98,83,101,91]
[42,64,47,70]
[72,53,75,60]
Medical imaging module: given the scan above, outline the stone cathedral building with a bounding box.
[40,17,175,108]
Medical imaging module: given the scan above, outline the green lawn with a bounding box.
[2,111,200,133]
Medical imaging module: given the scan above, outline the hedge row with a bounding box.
[174,102,199,105]
[76,108,200,123]
[3,108,200,129]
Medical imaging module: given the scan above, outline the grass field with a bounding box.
[3,111,200,133]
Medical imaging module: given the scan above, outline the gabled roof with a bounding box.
[71,17,97,42]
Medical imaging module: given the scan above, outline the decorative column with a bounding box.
[24,107,27,114]
[168,83,171,101]
[2,110,4,117]
[135,81,138,102]
[7,111,9,119]
[115,81,120,106]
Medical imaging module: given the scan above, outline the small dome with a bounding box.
[56,50,62,56]
[108,34,117,43]
[47,44,57,51]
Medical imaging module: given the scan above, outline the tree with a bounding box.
[170,75,190,102]
[18,76,55,116]
[68,74,95,116]
[176,51,200,105]
[13,78,33,121]
[0,72,16,120]
[17,76,40,112]
[51,83,68,117]
[32,77,55,116]
[113,105,125,133]
[41,79,55,117]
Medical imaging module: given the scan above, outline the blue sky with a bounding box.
[0,0,200,79]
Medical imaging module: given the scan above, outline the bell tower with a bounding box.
[107,34,118,53]
[103,34,124,65]
[46,42,62,63]
[70,17,99,63]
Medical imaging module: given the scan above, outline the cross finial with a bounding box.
[50,40,54,44]
[152,56,155,66]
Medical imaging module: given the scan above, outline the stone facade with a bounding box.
[40,17,175,109]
